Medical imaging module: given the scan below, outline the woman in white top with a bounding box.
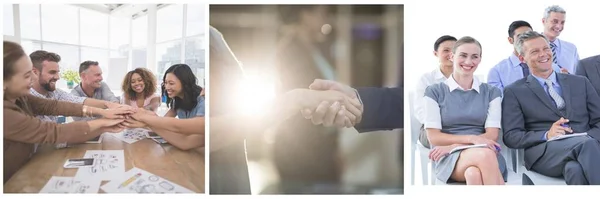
[414,35,457,148]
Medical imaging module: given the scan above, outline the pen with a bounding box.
[118,173,142,189]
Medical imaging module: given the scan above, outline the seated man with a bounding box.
[29,50,125,150]
[575,54,600,95]
[71,60,120,121]
[502,30,600,185]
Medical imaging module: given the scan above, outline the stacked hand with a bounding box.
[299,79,364,128]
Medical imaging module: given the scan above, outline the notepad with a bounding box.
[548,132,588,142]
[449,144,488,154]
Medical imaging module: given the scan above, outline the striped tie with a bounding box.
[550,42,558,64]
[544,79,565,110]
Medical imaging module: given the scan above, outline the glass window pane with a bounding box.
[4,4,14,36]
[80,8,108,48]
[156,4,183,43]
[110,16,131,50]
[184,36,205,86]
[20,4,41,40]
[185,4,206,37]
[41,5,79,45]
[80,47,109,75]
[21,40,42,56]
[42,43,80,72]
[132,48,147,69]
[132,15,147,48]
[109,50,131,92]
[156,40,182,85]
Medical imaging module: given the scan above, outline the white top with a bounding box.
[413,68,448,123]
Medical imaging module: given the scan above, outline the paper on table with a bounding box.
[74,150,126,181]
[100,167,195,193]
[39,176,101,193]
[548,132,588,142]
[449,144,488,154]
[111,128,149,144]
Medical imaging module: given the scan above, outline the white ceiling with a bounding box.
[73,4,164,18]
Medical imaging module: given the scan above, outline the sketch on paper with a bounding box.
[74,150,125,181]
[111,128,149,144]
[100,167,194,193]
[39,176,101,193]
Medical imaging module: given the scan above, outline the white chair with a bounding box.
[508,148,566,185]
[409,91,431,185]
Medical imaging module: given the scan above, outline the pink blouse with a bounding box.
[121,94,160,111]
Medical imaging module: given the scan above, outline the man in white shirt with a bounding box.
[413,35,456,148]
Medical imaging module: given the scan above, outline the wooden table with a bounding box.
[3,134,204,193]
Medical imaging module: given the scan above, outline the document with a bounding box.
[548,132,588,142]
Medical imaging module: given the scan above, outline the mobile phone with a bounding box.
[63,158,96,168]
[147,131,159,138]
[152,137,168,144]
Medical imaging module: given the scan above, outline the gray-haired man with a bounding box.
[502,30,600,185]
[541,5,580,74]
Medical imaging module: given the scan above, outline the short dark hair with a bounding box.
[508,20,533,38]
[79,61,99,74]
[29,50,61,71]
[434,35,457,51]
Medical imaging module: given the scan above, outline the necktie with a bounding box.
[520,63,530,77]
[544,79,565,110]
[550,42,558,64]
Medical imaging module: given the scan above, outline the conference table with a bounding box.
[3,133,205,193]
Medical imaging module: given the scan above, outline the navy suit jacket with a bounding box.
[354,87,404,132]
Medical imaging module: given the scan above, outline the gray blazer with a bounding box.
[502,73,600,169]
[575,55,600,95]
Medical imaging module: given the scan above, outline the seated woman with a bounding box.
[120,67,160,112]
[3,41,132,183]
[423,36,507,185]
[124,64,204,151]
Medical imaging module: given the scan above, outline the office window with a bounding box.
[110,16,131,50]
[156,4,184,43]
[19,4,41,40]
[4,4,14,36]
[21,40,42,55]
[42,43,80,72]
[80,47,109,74]
[132,15,148,48]
[80,8,109,48]
[156,40,182,84]
[41,5,79,45]
[184,36,205,85]
[186,4,206,37]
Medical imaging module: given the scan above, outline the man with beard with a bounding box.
[29,50,125,149]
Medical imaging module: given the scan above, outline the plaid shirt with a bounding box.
[29,88,86,122]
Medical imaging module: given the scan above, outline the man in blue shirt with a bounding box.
[488,20,562,93]
[541,5,580,74]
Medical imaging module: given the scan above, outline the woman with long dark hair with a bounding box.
[125,64,205,150]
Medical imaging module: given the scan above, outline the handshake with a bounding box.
[90,103,158,133]
[293,79,364,128]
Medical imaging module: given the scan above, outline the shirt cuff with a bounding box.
[543,131,548,141]
[354,89,363,105]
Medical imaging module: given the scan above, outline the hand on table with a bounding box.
[300,79,364,128]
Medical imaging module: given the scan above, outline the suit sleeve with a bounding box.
[354,87,404,132]
[575,58,588,77]
[501,86,547,149]
[583,78,600,140]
